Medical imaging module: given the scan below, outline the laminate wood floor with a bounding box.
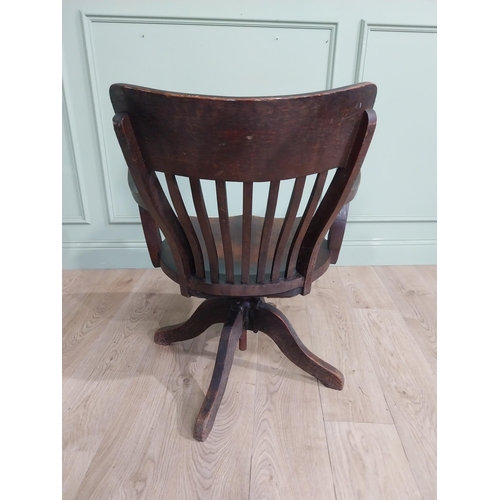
[62,266,436,500]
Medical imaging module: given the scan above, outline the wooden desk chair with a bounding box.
[110,82,377,441]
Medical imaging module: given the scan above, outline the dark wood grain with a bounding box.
[138,205,161,268]
[113,113,193,296]
[110,82,377,440]
[298,109,377,294]
[194,305,244,441]
[285,171,328,279]
[190,178,219,283]
[256,180,280,283]
[216,180,234,283]
[253,301,344,390]
[271,176,306,281]
[241,182,253,284]
[158,215,332,294]
[328,204,350,265]
[111,83,376,294]
[110,83,377,182]
[240,182,253,283]
[154,298,232,345]
[165,174,205,280]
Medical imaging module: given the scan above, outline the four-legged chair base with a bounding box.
[154,297,344,441]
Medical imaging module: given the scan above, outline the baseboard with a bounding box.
[63,241,151,269]
[62,239,436,269]
[336,239,436,266]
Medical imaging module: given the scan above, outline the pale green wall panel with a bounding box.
[353,23,437,220]
[62,86,88,224]
[62,0,437,269]
[82,16,337,223]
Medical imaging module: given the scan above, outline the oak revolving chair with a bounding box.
[110,82,377,441]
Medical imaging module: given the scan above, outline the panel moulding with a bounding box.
[355,20,437,85]
[63,240,147,249]
[80,13,338,224]
[62,77,91,224]
[348,215,436,222]
[353,20,437,225]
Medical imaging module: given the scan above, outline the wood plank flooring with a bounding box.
[62,266,436,500]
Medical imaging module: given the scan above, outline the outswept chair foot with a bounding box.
[155,297,344,440]
[154,298,233,345]
[194,305,244,441]
[253,301,344,390]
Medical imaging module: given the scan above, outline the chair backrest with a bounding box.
[111,83,377,297]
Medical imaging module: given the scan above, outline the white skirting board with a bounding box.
[62,239,436,269]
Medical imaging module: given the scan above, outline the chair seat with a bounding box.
[160,214,333,290]
[128,171,361,293]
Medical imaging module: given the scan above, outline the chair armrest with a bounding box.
[327,172,361,264]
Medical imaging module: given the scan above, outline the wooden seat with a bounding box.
[160,215,333,290]
[111,82,377,440]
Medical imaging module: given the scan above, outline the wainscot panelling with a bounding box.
[62,1,436,269]
[81,15,337,223]
[62,81,89,224]
[351,22,437,222]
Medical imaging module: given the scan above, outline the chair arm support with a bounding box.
[328,203,349,264]
[128,169,147,209]
[128,170,161,267]
[139,205,162,268]
[327,172,361,264]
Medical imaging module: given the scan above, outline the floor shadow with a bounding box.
[63,290,328,440]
